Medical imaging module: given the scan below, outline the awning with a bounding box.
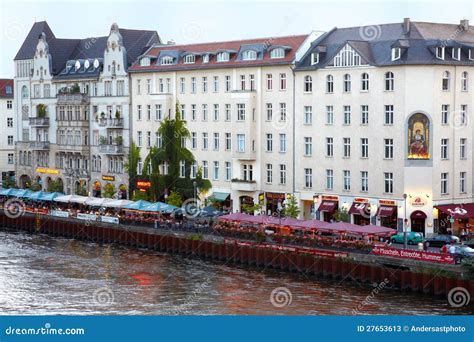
[376,205,397,218]
[317,200,338,213]
[435,203,474,219]
[410,210,427,219]
[209,192,230,202]
[348,202,369,215]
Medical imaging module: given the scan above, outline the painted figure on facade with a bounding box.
[407,113,430,159]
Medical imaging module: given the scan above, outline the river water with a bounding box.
[0,230,470,315]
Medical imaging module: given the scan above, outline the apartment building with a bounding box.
[0,79,15,185]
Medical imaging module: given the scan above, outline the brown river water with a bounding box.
[0,229,470,315]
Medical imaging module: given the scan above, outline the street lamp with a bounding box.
[403,193,408,249]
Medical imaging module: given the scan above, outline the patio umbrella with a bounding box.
[0,188,16,196]
[85,197,114,207]
[27,191,47,201]
[14,189,34,198]
[102,199,134,208]
[199,205,223,217]
[123,200,151,210]
[40,192,63,202]
[68,195,93,205]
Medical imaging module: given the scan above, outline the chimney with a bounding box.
[167,40,176,45]
[460,19,469,31]
[403,18,410,34]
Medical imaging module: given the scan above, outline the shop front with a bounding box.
[92,181,102,197]
[348,198,370,225]
[410,210,427,235]
[377,199,398,229]
[434,203,474,235]
[209,191,231,212]
[317,195,339,222]
[265,192,286,215]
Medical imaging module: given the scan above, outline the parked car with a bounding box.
[390,232,423,245]
[423,235,460,248]
[453,245,474,258]
[463,239,474,248]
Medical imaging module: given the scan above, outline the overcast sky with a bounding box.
[0,0,473,78]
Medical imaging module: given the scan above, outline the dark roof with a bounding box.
[129,35,308,72]
[15,22,161,76]
[297,20,474,70]
[0,79,14,98]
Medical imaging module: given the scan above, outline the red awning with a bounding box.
[348,202,369,215]
[435,203,474,219]
[376,205,397,218]
[317,200,338,213]
[410,210,427,219]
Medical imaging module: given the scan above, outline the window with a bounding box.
[279,103,287,121]
[191,77,196,93]
[361,105,369,125]
[304,75,312,92]
[442,71,450,91]
[180,104,186,120]
[202,104,208,121]
[279,73,286,90]
[441,172,449,194]
[155,133,162,148]
[305,168,313,188]
[361,73,369,91]
[311,52,319,65]
[202,77,208,93]
[391,47,401,61]
[146,131,152,147]
[140,57,150,66]
[137,105,142,121]
[384,139,394,159]
[190,104,197,121]
[263,163,273,184]
[184,54,195,64]
[225,133,231,150]
[384,105,394,125]
[385,72,394,91]
[266,133,273,152]
[343,170,351,191]
[213,161,219,180]
[326,137,334,157]
[240,75,246,90]
[304,137,312,156]
[249,74,255,91]
[146,79,152,94]
[343,138,351,157]
[21,85,29,98]
[266,74,273,90]
[384,172,393,194]
[326,75,334,93]
[436,47,445,60]
[213,132,219,150]
[441,105,449,125]
[8,153,13,165]
[237,104,246,121]
[147,105,151,120]
[326,169,334,190]
[225,76,231,91]
[279,134,286,153]
[461,72,468,91]
[179,161,186,178]
[213,104,219,121]
[242,50,257,60]
[43,84,50,98]
[202,161,209,179]
[190,162,197,178]
[441,138,449,159]
[343,105,351,125]
[460,105,468,125]
[326,106,334,125]
[304,106,312,125]
[7,135,13,145]
[191,132,197,149]
[452,48,461,61]
[270,48,285,59]
[7,117,13,127]
[6,100,12,109]
[137,131,142,147]
[202,54,209,63]
[160,56,173,65]
[334,44,363,67]
[213,76,219,92]
[217,52,230,62]
[361,138,369,158]
[243,164,253,181]
[180,78,185,93]
[116,81,124,96]
[202,132,208,149]
[225,162,232,181]
[343,74,351,92]
[225,104,231,121]
[361,171,369,192]
[266,103,273,121]
[460,172,466,193]
[237,134,245,152]
[460,138,466,159]
[279,164,287,184]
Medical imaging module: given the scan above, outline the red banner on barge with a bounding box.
[371,246,455,264]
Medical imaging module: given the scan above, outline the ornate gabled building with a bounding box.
[13,21,160,196]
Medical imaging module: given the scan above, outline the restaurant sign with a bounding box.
[321,195,339,202]
[409,196,426,207]
[35,167,59,175]
[372,246,454,264]
[353,198,369,203]
[379,199,396,206]
[102,175,115,181]
[136,180,151,189]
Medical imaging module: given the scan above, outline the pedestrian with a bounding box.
[448,243,456,254]
[440,244,448,254]
[417,242,424,251]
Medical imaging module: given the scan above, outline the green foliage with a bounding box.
[29,181,42,192]
[99,136,108,145]
[114,136,123,145]
[75,183,88,196]
[125,140,140,196]
[103,183,116,198]
[241,201,263,215]
[47,179,63,193]
[334,208,350,222]
[71,84,81,93]
[195,167,212,195]
[2,177,16,189]
[37,104,47,118]
[166,190,183,207]
[115,110,121,119]
[282,195,300,218]
[132,189,149,201]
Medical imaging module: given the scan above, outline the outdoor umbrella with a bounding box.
[103,199,134,208]
[199,205,223,217]
[14,189,34,198]
[27,191,47,201]
[0,188,16,196]
[84,197,114,207]
[40,192,63,202]
[123,200,152,210]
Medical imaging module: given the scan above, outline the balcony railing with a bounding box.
[29,117,50,127]
[99,144,124,155]
[29,141,50,150]
[99,118,124,128]
[231,179,257,192]
[57,93,90,105]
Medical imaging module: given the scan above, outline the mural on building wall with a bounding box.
[407,113,430,160]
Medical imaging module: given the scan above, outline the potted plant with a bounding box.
[99,136,108,145]
[114,136,123,146]
[115,110,121,119]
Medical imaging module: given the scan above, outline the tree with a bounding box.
[282,195,300,218]
[166,191,183,207]
[125,140,140,197]
[75,183,88,196]
[29,181,42,192]
[334,208,350,222]
[195,166,211,197]
[241,202,263,215]
[47,179,63,193]
[2,177,16,189]
[132,189,149,201]
[103,183,116,198]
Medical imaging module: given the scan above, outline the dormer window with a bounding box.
[217,52,230,62]
[270,48,285,59]
[202,54,209,63]
[242,50,257,61]
[311,52,319,65]
[436,47,445,60]
[75,60,81,71]
[452,47,461,61]
[5,86,12,95]
[140,57,150,67]
[469,49,474,61]
[391,48,401,61]
[184,54,195,64]
[160,56,174,65]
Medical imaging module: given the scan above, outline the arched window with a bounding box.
[21,85,29,99]
[334,45,362,67]
[407,113,430,160]
[461,71,468,91]
[361,73,369,91]
[385,72,394,91]
[97,156,102,170]
[216,52,230,62]
[270,48,285,59]
[242,50,257,61]
[183,54,195,64]
[343,74,351,93]
[326,75,334,93]
[442,71,450,91]
[160,56,174,65]
[304,75,312,92]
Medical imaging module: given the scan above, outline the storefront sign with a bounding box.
[102,175,115,181]
[372,246,454,264]
[410,196,426,207]
[353,198,369,203]
[77,213,98,221]
[35,167,59,175]
[50,210,70,218]
[136,180,151,189]
[100,216,119,224]
[321,195,339,201]
[379,199,396,206]
[266,192,285,200]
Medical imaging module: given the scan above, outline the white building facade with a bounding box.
[0,79,15,185]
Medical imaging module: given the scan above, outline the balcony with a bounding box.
[99,144,124,155]
[99,118,124,128]
[29,141,50,150]
[29,117,50,127]
[57,93,90,105]
[231,179,257,192]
